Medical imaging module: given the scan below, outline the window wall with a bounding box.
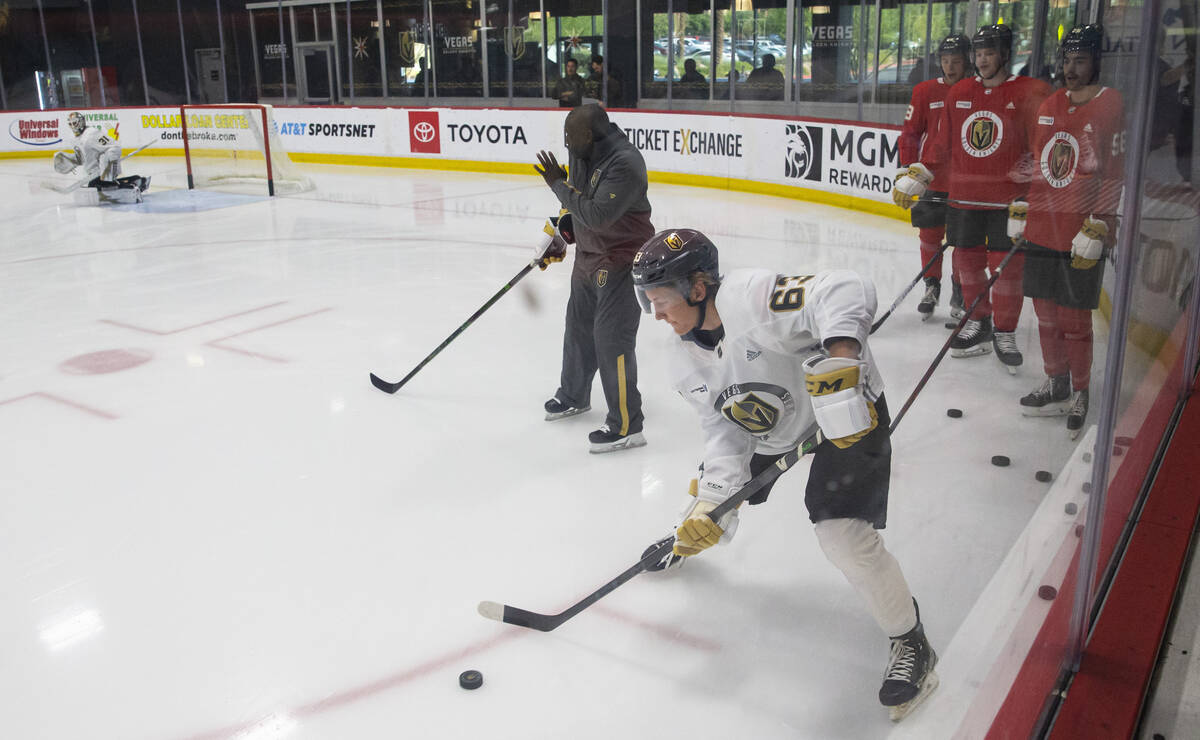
[0,0,1100,117]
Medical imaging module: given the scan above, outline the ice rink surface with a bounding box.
[0,158,1102,739]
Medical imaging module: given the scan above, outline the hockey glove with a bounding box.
[1007,200,1028,240]
[803,355,878,449]
[892,164,933,209]
[53,151,79,174]
[1070,217,1107,270]
[534,219,569,270]
[552,210,576,244]
[673,477,739,557]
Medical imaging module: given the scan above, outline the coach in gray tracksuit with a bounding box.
[535,104,655,452]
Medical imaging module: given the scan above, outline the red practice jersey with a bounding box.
[899,77,955,191]
[1023,87,1126,252]
[926,74,1052,208]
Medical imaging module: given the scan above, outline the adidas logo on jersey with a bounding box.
[1005,102,1016,110]
[1084,123,1094,132]
[746,349,762,361]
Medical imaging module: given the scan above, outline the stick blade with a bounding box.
[477,601,506,621]
[369,373,401,394]
[476,601,561,632]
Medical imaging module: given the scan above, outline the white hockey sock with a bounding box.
[814,518,918,637]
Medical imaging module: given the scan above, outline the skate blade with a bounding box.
[889,670,939,722]
[1020,404,1070,417]
[1004,365,1019,375]
[544,406,591,421]
[589,432,647,454]
[951,346,991,359]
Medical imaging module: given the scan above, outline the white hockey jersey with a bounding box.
[670,268,884,503]
[72,126,122,179]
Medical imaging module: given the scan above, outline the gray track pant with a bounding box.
[555,260,644,436]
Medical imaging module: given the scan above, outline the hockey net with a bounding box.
[180,104,313,195]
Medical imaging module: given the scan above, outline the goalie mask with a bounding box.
[67,112,86,137]
[631,228,720,314]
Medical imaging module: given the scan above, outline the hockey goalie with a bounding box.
[53,112,150,204]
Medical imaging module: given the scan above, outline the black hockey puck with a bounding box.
[459,670,483,690]
[991,455,1011,467]
[1082,452,1092,463]
[1082,482,1092,494]
[1065,502,1078,515]
[1038,585,1057,600]
[947,408,963,418]
[1035,470,1052,483]
[944,321,958,329]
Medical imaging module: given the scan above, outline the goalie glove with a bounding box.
[892,164,933,209]
[1070,216,1107,270]
[533,217,569,270]
[53,151,79,174]
[673,477,739,557]
[1007,200,1028,240]
[803,355,878,449]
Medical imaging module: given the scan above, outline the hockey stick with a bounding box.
[44,140,159,194]
[870,242,951,334]
[888,239,1024,433]
[477,433,822,632]
[370,253,553,394]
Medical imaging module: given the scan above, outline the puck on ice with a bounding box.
[1065,502,1078,515]
[947,408,963,418]
[459,670,483,690]
[1035,470,1052,483]
[944,321,958,329]
[1082,482,1092,494]
[991,455,1010,467]
[1038,585,1057,600]
[1082,452,1092,463]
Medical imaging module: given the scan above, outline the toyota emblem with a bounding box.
[413,121,436,143]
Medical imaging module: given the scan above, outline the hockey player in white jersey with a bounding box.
[631,229,937,721]
[53,112,149,203]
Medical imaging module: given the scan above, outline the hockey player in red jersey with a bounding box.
[895,24,1052,373]
[1009,25,1124,437]
[895,34,972,321]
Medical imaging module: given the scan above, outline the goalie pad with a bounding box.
[803,355,878,448]
[53,151,79,174]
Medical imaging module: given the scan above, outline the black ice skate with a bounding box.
[992,331,1023,374]
[949,280,965,320]
[950,316,993,359]
[880,604,939,722]
[917,278,940,321]
[544,396,590,421]
[1067,388,1089,440]
[588,424,647,454]
[1020,374,1071,417]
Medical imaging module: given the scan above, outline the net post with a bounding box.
[180,105,194,190]
[260,105,276,197]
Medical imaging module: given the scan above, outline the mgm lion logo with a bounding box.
[1040,131,1080,189]
[961,110,1003,158]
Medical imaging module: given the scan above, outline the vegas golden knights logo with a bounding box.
[665,232,683,250]
[1049,140,1076,181]
[970,119,996,151]
[398,31,416,66]
[722,393,779,434]
[504,27,526,60]
[596,269,608,287]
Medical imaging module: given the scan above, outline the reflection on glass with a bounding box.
[39,608,103,652]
